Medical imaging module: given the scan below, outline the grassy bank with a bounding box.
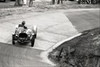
[49,27,100,67]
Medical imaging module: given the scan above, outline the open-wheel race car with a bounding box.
[12,26,37,47]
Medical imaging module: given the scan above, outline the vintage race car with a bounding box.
[12,26,37,47]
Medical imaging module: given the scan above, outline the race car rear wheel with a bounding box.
[12,35,15,45]
[31,39,35,47]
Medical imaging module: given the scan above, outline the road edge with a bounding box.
[40,33,82,66]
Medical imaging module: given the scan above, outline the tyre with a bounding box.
[34,33,37,38]
[32,25,37,38]
[12,35,15,45]
[31,35,35,47]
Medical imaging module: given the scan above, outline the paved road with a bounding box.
[65,9,100,32]
[0,11,78,50]
[0,42,52,67]
[0,9,99,67]
[0,10,77,67]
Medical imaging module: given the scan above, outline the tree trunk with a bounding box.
[57,0,63,4]
[14,0,23,6]
[29,0,33,7]
[52,0,55,4]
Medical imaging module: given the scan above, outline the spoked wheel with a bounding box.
[12,35,15,45]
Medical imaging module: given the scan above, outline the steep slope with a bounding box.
[49,27,100,67]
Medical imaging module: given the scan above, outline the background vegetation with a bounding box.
[0,1,99,18]
[49,27,100,67]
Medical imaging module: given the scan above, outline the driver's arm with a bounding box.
[24,26,27,29]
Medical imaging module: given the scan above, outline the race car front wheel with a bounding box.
[12,35,15,45]
[31,35,35,47]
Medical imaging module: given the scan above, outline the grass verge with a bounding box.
[0,1,99,18]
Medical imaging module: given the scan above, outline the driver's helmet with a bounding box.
[22,21,25,25]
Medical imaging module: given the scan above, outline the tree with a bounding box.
[29,0,34,7]
[57,0,64,4]
[52,0,64,4]
[52,0,56,4]
[14,0,23,6]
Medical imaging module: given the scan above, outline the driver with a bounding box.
[15,21,27,34]
[17,21,27,29]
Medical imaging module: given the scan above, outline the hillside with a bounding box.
[49,27,100,67]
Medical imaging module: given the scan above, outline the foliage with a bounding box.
[0,1,99,18]
[78,0,100,4]
[49,27,100,67]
